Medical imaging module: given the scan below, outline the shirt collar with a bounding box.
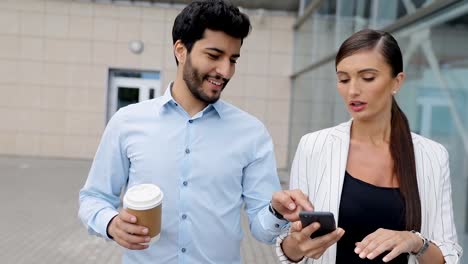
[161,82,225,118]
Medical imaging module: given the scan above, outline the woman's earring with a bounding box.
[392,90,397,95]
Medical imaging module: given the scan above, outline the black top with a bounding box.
[336,171,408,264]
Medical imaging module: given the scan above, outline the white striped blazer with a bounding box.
[276,120,462,264]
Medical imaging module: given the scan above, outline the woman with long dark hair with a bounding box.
[275,29,462,263]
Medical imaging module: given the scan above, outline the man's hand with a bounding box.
[107,209,151,250]
[272,189,314,222]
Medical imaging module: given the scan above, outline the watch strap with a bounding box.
[268,202,284,220]
[410,230,430,257]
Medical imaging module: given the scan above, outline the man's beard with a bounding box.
[182,55,229,104]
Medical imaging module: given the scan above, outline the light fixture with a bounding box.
[129,40,144,54]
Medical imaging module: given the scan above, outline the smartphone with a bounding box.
[299,211,336,239]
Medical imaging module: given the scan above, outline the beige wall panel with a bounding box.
[92,41,117,65]
[45,39,71,63]
[0,35,20,59]
[246,51,269,76]
[20,12,45,37]
[86,86,106,113]
[68,41,92,64]
[18,0,45,12]
[267,77,290,100]
[141,21,166,45]
[65,87,88,112]
[69,64,92,88]
[271,30,293,54]
[268,53,291,76]
[39,110,66,134]
[266,100,289,125]
[16,133,41,156]
[69,16,93,40]
[40,87,66,110]
[88,65,108,88]
[116,43,141,68]
[65,112,92,136]
[93,3,119,18]
[140,44,164,69]
[93,18,118,41]
[45,0,70,14]
[0,132,16,154]
[243,29,271,52]
[0,10,20,35]
[39,134,64,157]
[0,84,17,107]
[17,85,41,109]
[271,16,295,30]
[117,20,141,43]
[142,7,165,21]
[45,14,69,38]
[70,2,93,17]
[16,109,41,133]
[44,63,71,87]
[222,76,245,98]
[244,98,267,122]
[243,76,267,98]
[0,108,19,132]
[20,61,45,85]
[63,135,89,158]
[274,146,288,169]
[20,37,45,61]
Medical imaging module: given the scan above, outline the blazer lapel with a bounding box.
[329,120,352,220]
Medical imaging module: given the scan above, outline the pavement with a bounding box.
[1,155,466,264]
[0,156,280,264]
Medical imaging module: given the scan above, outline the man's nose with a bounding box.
[216,59,234,78]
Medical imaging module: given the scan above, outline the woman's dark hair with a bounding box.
[335,29,421,231]
[172,0,251,65]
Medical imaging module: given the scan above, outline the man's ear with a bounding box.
[174,40,187,65]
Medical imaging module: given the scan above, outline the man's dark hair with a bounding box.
[172,0,251,64]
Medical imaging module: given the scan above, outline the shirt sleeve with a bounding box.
[78,110,130,239]
[429,145,463,263]
[243,125,289,244]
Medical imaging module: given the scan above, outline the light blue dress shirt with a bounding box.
[79,84,288,264]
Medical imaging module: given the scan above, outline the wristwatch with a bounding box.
[410,230,430,257]
[268,202,284,220]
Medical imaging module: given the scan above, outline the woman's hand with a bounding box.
[282,221,345,261]
[355,228,423,262]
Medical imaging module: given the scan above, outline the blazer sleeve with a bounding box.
[430,146,463,263]
[276,134,315,264]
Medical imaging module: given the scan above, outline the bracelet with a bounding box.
[268,201,284,220]
[410,230,430,257]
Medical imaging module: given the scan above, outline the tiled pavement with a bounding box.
[0,156,280,264]
[1,155,466,263]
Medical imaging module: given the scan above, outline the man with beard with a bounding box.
[79,1,312,263]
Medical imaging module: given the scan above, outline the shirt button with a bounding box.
[182,214,187,220]
[188,120,193,123]
[185,148,190,154]
[183,181,188,186]
[181,248,186,253]
[275,224,280,228]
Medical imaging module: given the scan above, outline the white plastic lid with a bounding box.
[123,184,163,210]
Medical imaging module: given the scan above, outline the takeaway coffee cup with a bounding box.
[123,184,163,245]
